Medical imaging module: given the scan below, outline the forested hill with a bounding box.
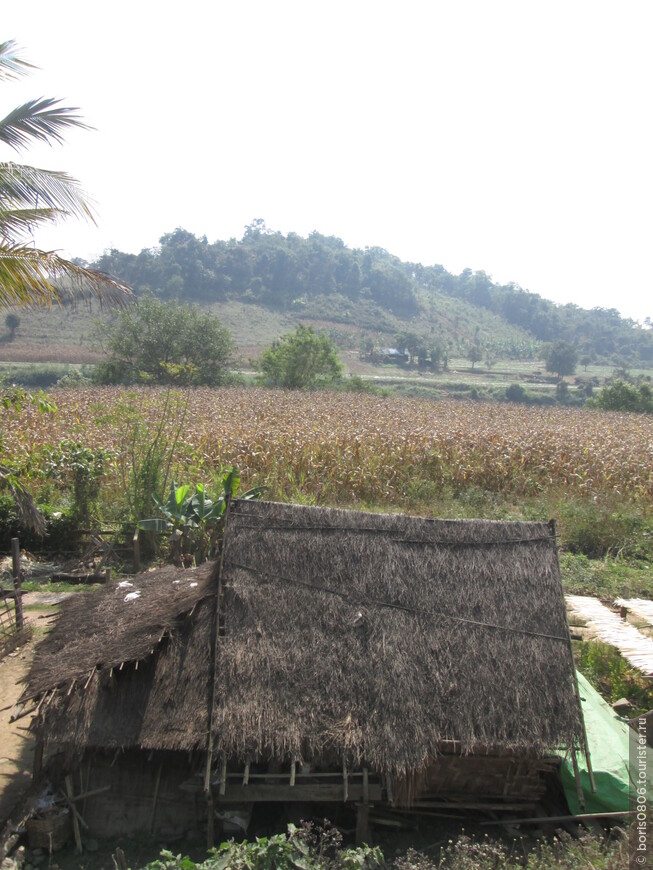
[89,223,653,364]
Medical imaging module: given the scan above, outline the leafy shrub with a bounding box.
[589,380,653,413]
[0,496,78,551]
[505,383,526,403]
[142,822,384,870]
[258,325,343,389]
[94,295,235,386]
[558,501,653,560]
[41,440,115,526]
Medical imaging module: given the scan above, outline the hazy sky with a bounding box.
[3,1,652,321]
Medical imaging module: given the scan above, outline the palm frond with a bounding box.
[0,98,91,152]
[0,40,35,82]
[0,206,67,237]
[0,162,96,231]
[0,242,133,308]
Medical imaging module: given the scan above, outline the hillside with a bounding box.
[2,222,652,368]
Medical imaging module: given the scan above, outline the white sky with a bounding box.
[3,1,652,322]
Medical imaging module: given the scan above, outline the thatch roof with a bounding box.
[21,501,583,778]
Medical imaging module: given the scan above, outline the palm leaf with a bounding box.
[0,41,34,82]
[0,206,68,237]
[0,242,133,308]
[0,163,96,229]
[0,98,90,151]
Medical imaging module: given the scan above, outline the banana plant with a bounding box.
[138,467,265,563]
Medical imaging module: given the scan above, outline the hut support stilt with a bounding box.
[355,804,370,846]
[65,775,83,853]
[570,750,586,812]
[150,763,163,833]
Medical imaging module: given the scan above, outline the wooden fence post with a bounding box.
[11,538,23,631]
[133,528,141,574]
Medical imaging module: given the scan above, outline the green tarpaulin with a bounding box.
[560,671,652,815]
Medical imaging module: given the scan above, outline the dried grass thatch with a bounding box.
[21,501,583,780]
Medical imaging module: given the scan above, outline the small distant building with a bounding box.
[377,347,408,363]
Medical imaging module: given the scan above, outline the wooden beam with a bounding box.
[181,783,382,803]
[65,775,83,853]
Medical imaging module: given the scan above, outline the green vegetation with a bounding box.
[0,40,131,307]
[543,340,578,377]
[5,311,18,339]
[132,826,626,870]
[88,223,653,366]
[258,325,343,389]
[560,553,653,600]
[590,379,653,413]
[575,640,653,717]
[139,469,266,563]
[95,296,235,386]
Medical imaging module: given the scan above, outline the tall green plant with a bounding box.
[103,390,188,526]
[41,439,114,527]
[0,385,56,533]
[139,468,266,563]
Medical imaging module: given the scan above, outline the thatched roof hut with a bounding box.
[19,500,585,831]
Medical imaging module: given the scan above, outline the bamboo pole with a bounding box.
[65,775,83,853]
[204,493,232,848]
[551,519,596,794]
[150,763,163,833]
[11,538,23,631]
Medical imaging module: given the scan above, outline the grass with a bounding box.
[560,553,653,599]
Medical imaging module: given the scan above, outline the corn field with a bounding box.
[3,387,652,512]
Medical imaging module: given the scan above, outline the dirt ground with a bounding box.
[0,599,62,827]
[0,640,36,826]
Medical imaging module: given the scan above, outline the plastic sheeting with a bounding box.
[560,671,652,815]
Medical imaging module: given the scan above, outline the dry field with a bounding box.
[4,387,652,509]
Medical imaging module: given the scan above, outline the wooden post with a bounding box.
[570,750,586,811]
[65,775,83,853]
[11,538,23,631]
[206,792,214,850]
[219,757,227,796]
[32,738,43,779]
[342,758,348,802]
[355,804,370,846]
[550,518,596,794]
[150,763,163,833]
[204,494,232,848]
[133,528,140,574]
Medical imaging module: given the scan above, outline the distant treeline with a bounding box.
[89,221,653,364]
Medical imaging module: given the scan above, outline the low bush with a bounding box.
[557,501,653,560]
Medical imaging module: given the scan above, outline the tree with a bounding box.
[0,40,131,308]
[543,340,578,378]
[590,380,653,414]
[258,325,343,389]
[5,311,19,339]
[95,296,235,385]
[468,342,483,370]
